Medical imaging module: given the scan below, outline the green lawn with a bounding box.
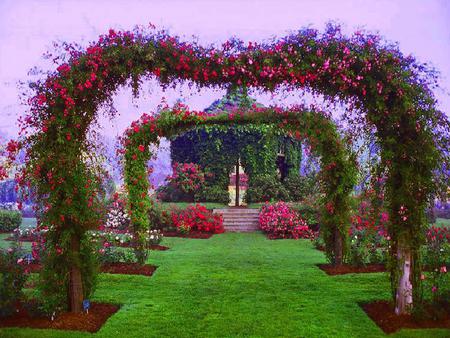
[1,233,448,337]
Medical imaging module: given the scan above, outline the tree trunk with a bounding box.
[235,160,240,207]
[395,246,413,315]
[334,227,343,266]
[68,234,84,313]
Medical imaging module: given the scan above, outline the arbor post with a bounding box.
[68,234,84,313]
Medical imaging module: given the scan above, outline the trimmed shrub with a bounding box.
[283,175,319,202]
[195,185,230,204]
[0,210,22,232]
[245,175,289,203]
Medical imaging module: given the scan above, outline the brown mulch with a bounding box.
[317,263,386,275]
[149,244,170,251]
[162,230,214,239]
[0,302,119,333]
[23,262,157,277]
[361,300,450,334]
[100,262,157,276]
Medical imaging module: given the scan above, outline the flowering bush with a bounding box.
[168,162,206,194]
[0,245,29,316]
[421,226,449,307]
[347,198,390,266]
[104,195,130,230]
[147,229,163,245]
[171,204,224,234]
[13,226,42,241]
[259,202,314,239]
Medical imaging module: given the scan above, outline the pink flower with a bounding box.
[420,274,426,280]
[440,266,447,273]
[138,145,145,152]
[432,286,438,293]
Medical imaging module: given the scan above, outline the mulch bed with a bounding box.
[317,263,386,275]
[162,230,214,239]
[149,244,170,251]
[23,263,157,277]
[101,262,157,276]
[0,302,119,333]
[360,300,450,334]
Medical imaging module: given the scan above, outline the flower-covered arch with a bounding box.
[6,24,448,314]
[122,104,356,265]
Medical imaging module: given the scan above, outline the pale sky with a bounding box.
[0,0,449,140]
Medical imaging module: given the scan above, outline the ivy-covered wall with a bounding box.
[170,88,302,202]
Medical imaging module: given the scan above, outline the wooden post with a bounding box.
[334,226,343,266]
[395,245,413,315]
[68,234,84,313]
[235,160,240,206]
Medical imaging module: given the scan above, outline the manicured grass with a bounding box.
[1,233,448,337]
[435,218,450,227]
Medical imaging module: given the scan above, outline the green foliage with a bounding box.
[98,246,137,264]
[156,183,192,202]
[0,210,22,232]
[245,174,290,203]
[170,89,303,202]
[290,203,319,227]
[283,175,319,202]
[195,185,230,204]
[0,244,28,317]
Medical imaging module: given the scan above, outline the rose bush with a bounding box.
[259,202,314,239]
[171,204,224,234]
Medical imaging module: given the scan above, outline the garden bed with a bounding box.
[317,263,386,275]
[162,230,214,239]
[101,262,157,276]
[23,263,157,277]
[360,300,450,333]
[0,302,119,333]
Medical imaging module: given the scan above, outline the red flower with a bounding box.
[138,144,145,152]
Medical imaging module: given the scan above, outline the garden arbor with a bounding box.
[11,25,449,314]
[122,105,356,267]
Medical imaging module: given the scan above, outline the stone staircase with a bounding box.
[213,208,260,232]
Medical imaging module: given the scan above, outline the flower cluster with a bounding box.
[259,202,313,239]
[422,225,449,305]
[171,204,224,234]
[167,162,207,194]
[104,198,130,230]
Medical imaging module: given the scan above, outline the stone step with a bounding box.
[223,221,259,226]
[221,215,259,220]
[225,226,260,232]
[213,209,259,214]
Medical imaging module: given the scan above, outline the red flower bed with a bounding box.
[259,202,314,239]
[171,204,224,234]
